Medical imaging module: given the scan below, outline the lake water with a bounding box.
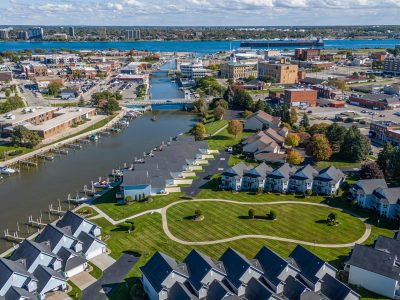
[1,39,400,54]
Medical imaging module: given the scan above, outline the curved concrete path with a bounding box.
[160,199,371,248]
[88,198,371,248]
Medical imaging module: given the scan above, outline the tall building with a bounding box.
[384,57,400,76]
[294,48,321,61]
[125,29,141,40]
[100,27,107,38]
[258,61,299,84]
[28,27,44,40]
[0,29,10,40]
[69,26,75,38]
[17,30,29,40]
[220,53,258,80]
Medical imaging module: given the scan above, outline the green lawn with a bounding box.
[88,262,103,279]
[93,189,186,221]
[166,201,365,244]
[0,144,31,161]
[315,155,362,169]
[204,119,229,135]
[207,128,252,150]
[228,154,257,167]
[76,206,99,218]
[67,281,82,300]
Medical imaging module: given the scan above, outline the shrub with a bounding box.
[248,209,255,219]
[268,210,277,220]
[336,188,343,197]
[257,187,263,194]
[125,195,133,204]
[194,209,203,218]
[305,189,313,196]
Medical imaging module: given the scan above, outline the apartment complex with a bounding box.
[0,106,96,139]
[384,57,400,75]
[258,61,299,84]
[0,28,10,40]
[141,246,359,300]
[125,29,141,40]
[283,88,318,107]
[28,27,44,40]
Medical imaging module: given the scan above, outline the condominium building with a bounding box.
[0,28,10,40]
[69,26,75,38]
[125,29,141,40]
[384,57,400,75]
[180,61,207,79]
[28,27,44,40]
[17,30,29,40]
[258,61,299,84]
[32,54,81,66]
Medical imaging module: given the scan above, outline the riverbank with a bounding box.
[0,109,126,168]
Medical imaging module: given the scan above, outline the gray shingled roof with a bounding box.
[57,247,87,272]
[291,164,318,182]
[168,282,198,300]
[0,258,35,290]
[77,231,105,254]
[56,211,97,237]
[375,235,400,257]
[244,162,273,179]
[314,166,345,183]
[353,179,388,194]
[255,246,299,288]
[373,187,400,205]
[268,163,296,180]
[206,280,239,300]
[35,224,76,251]
[140,252,189,293]
[184,250,226,292]
[33,265,65,294]
[4,286,36,300]
[345,244,400,281]
[320,273,360,300]
[220,248,263,290]
[245,277,277,300]
[222,162,252,178]
[289,245,336,285]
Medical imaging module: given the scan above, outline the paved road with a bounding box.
[81,253,139,300]
[181,150,230,196]
[160,199,371,248]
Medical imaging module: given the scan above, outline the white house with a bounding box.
[220,162,252,191]
[244,110,281,131]
[312,166,345,195]
[266,163,297,193]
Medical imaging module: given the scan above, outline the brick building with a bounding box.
[220,62,258,80]
[294,48,321,61]
[349,94,400,110]
[283,88,318,107]
[369,121,400,146]
[258,61,299,84]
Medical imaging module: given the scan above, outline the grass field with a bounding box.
[204,119,229,135]
[166,201,366,244]
[88,262,103,279]
[315,154,362,169]
[93,189,186,221]
[228,153,257,167]
[207,128,252,150]
[0,144,31,161]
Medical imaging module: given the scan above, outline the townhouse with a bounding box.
[345,234,400,299]
[244,110,281,131]
[221,162,345,195]
[0,211,107,299]
[141,246,359,300]
[352,178,400,219]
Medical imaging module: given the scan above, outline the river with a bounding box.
[1,39,400,54]
[0,61,194,252]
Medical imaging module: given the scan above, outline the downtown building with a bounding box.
[126,29,141,40]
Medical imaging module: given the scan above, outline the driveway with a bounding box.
[182,150,230,196]
[70,272,97,291]
[90,253,116,271]
[46,292,72,300]
[81,253,139,300]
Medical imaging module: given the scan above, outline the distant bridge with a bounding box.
[129,99,196,106]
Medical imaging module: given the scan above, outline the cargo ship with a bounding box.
[240,38,324,48]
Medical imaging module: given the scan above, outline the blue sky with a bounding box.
[1,0,400,26]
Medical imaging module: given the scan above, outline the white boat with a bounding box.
[94,180,111,189]
[0,167,17,175]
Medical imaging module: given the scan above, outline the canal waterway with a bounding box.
[1,39,400,54]
[0,62,193,252]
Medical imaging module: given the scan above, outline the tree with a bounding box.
[377,142,394,174]
[285,133,300,147]
[213,106,225,120]
[248,209,255,219]
[223,85,235,103]
[243,110,253,118]
[306,134,332,161]
[11,125,42,148]
[286,149,304,165]
[326,123,347,152]
[264,103,273,115]
[104,98,120,115]
[360,162,384,179]
[47,81,61,96]
[193,98,204,113]
[300,113,310,129]
[268,210,277,220]
[263,76,276,83]
[194,209,203,218]
[78,96,85,107]
[191,123,206,140]
[125,195,133,204]
[227,120,243,139]
[297,132,311,147]
[340,125,370,162]
[254,100,265,112]
[327,212,338,225]
[387,147,400,181]
[290,107,298,125]
[309,123,330,135]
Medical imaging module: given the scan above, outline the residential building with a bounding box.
[258,61,299,84]
[266,163,297,193]
[288,164,318,193]
[369,120,400,146]
[126,29,141,40]
[0,64,12,82]
[384,57,400,76]
[32,54,81,66]
[0,28,10,40]
[294,49,321,61]
[349,94,400,110]
[283,89,318,107]
[244,110,281,131]
[141,246,359,300]
[242,162,273,191]
[180,61,207,79]
[17,30,29,40]
[345,234,400,299]
[352,178,400,219]
[312,166,345,195]
[28,27,44,40]
[221,162,253,191]
[121,136,213,198]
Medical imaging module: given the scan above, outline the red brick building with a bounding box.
[283,89,318,107]
[295,49,321,61]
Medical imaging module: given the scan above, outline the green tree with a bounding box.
[290,107,298,125]
[11,125,42,148]
[104,98,120,115]
[309,123,330,135]
[306,134,332,161]
[47,81,61,96]
[285,133,300,147]
[377,142,394,174]
[193,98,205,113]
[248,209,255,219]
[387,147,400,181]
[191,123,206,140]
[300,113,310,129]
[78,96,85,107]
[254,100,265,112]
[286,149,304,165]
[340,125,370,162]
[268,210,277,220]
[326,123,347,152]
[213,105,225,121]
[360,162,384,179]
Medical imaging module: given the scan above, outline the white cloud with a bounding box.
[107,2,124,11]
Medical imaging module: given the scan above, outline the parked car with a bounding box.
[227,147,233,153]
